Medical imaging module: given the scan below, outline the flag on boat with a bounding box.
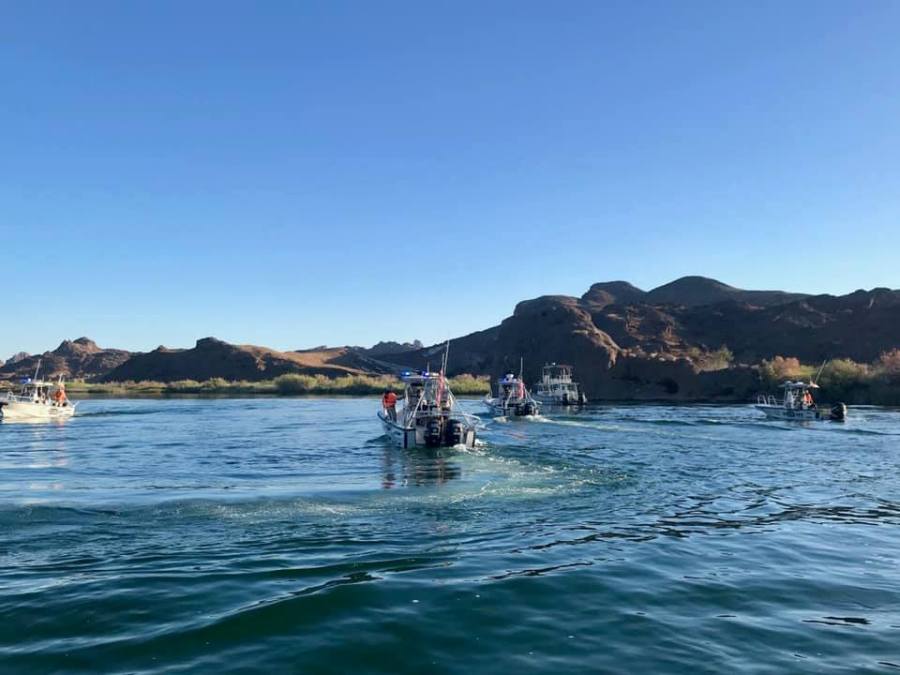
[436,372,446,407]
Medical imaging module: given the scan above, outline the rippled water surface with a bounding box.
[2,398,899,673]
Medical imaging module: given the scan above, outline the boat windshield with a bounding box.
[400,373,452,410]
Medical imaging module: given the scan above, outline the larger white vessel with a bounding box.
[533,363,587,406]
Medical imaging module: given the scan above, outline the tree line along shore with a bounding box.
[14,374,492,397]
[2,354,899,404]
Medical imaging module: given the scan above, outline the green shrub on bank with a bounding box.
[445,373,490,394]
[693,345,734,372]
[879,349,900,382]
[760,356,815,385]
[759,354,900,405]
[52,372,490,397]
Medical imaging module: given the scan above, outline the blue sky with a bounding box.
[2,1,899,357]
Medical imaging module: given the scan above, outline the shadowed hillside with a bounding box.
[101,338,396,383]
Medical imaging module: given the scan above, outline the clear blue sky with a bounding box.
[2,1,899,357]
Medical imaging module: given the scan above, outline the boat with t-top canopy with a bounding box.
[0,362,75,422]
[755,381,846,421]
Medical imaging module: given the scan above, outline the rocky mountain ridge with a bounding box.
[0,338,131,381]
[3,277,898,401]
[366,277,900,400]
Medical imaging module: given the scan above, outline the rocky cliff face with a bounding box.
[377,277,900,401]
[0,338,131,381]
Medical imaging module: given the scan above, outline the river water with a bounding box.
[1,398,899,673]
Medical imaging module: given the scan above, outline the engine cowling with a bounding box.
[425,418,443,447]
[445,419,464,446]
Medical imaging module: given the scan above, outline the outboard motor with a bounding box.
[561,393,570,406]
[425,418,444,447]
[446,419,464,446]
[829,402,847,422]
[521,401,537,416]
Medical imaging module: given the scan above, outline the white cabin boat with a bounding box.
[378,371,478,449]
[755,381,846,421]
[1,375,75,422]
[483,373,540,417]
[533,363,587,406]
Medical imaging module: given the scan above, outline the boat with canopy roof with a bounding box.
[0,361,76,422]
[378,344,479,449]
[755,381,846,421]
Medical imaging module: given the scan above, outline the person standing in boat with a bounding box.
[53,385,68,407]
[382,388,398,421]
[802,389,815,409]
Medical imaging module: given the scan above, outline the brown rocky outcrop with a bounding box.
[379,278,899,401]
[0,338,131,381]
[100,337,392,382]
[489,295,619,386]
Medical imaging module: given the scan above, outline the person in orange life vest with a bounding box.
[803,389,814,408]
[382,389,398,421]
[53,386,68,407]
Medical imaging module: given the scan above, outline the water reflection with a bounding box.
[381,447,462,488]
[0,417,73,426]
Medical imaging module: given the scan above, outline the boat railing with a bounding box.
[757,394,778,406]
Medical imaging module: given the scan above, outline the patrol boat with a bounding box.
[533,363,587,406]
[483,367,540,417]
[0,363,76,422]
[755,381,846,421]
[378,370,479,449]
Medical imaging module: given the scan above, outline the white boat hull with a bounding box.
[756,405,823,421]
[483,397,540,418]
[378,411,476,449]
[0,400,75,422]
[532,393,586,406]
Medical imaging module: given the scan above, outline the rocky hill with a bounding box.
[2,352,30,368]
[357,340,424,357]
[579,276,808,309]
[374,277,900,401]
[4,277,898,401]
[0,338,131,381]
[642,276,808,307]
[100,337,397,383]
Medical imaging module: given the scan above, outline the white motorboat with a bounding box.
[1,366,76,422]
[755,381,846,422]
[378,370,479,449]
[533,363,587,406]
[483,371,540,418]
